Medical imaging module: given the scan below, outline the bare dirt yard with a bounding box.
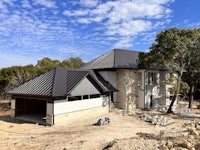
[1,100,200,150]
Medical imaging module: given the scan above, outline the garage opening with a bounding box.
[15,98,47,125]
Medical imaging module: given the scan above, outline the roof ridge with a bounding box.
[85,50,112,64]
[113,48,141,53]
[113,49,116,68]
[51,68,57,97]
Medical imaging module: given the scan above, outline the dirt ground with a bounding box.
[0,100,200,150]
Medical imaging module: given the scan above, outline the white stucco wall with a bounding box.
[53,96,108,115]
[144,71,162,109]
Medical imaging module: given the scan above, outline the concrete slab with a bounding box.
[16,113,46,125]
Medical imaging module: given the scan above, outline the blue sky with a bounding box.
[0,0,200,68]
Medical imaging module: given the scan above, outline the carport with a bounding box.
[15,97,47,125]
[8,67,115,125]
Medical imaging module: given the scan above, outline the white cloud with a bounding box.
[0,1,83,67]
[0,0,176,67]
[21,0,32,8]
[0,0,16,6]
[106,20,152,36]
[0,52,39,68]
[63,9,89,16]
[77,18,91,24]
[63,0,174,47]
[188,22,200,28]
[33,0,56,8]
[79,0,99,8]
[113,37,133,49]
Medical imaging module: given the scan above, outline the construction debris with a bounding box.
[93,117,110,126]
[138,113,175,126]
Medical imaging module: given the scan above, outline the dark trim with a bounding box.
[12,95,49,100]
[93,68,117,71]
[93,71,118,92]
[66,72,89,95]
[114,49,116,68]
[53,96,68,101]
[51,68,57,97]
[87,75,104,93]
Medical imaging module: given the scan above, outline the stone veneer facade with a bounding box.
[115,69,138,110]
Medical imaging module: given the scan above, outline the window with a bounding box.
[83,95,89,99]
[67,94,101,101]
[68,96,82,101]
[138,72,142,87]
[148,72,157,85]
[90,94,100,99]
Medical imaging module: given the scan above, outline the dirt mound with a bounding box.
[103,120,200,150]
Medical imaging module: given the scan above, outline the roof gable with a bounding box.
[70,77,100,96]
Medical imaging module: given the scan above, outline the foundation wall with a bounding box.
[54,96,108,115]
[52,96,109,125]
[54,106,108,125]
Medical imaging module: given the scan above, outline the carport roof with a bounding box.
[8,67,112,98]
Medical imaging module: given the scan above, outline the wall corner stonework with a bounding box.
[46,114,53,126]
[115,69,138,110]
[10,99,15,117]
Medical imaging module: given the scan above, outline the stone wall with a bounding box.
[10,99,15,117]
[115,69,138,110]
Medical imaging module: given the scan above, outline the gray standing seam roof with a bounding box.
[82,49,140,69]
[8,67,110,98]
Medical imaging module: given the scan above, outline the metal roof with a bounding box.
[8,67,111,98]
[82,49,140,69]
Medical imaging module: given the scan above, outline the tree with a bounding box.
[36,57,61,74]
[0,56,85,99]
[60,57,84,68]
[182,30,200,109]
[139,28,200,113]
[181,28,200,110]
[0,65,37,98]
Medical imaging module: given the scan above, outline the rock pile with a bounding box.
[93,117,110,126]
[159,121,200,150]
[0,102,10,111]
[138,114,175,126]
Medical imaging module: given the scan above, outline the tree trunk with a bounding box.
[167,73,182,113]
[167,94,177,113]
[188,84,194,110]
